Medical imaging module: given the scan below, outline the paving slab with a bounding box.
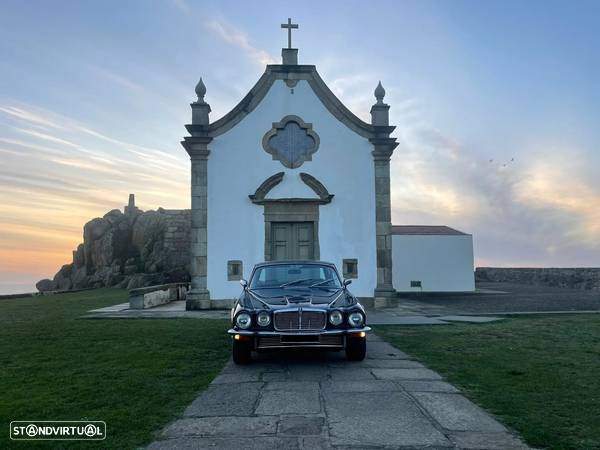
[320,380,400,393]
[397,380,460,393]
[363,359,426,368]
[365,341,412,359]
[298,436,331,449]
[449,431,529,449]
[372,367,443,380]
[323,390,451,447]
[162,416,278,437]
[88,302,129,313]
[148,437,300,450]
[262,371,288,382]
[286,364,331,381]
[183,382,262,417]
[263,381,319,391]
[413,392,507,432]
[278,416,325,435]
[257,382,321,416]
[328,367,375,380]
[438,315,502,323]
[368,315,450,325]
[212,371,261,384]
[255,387,321,415]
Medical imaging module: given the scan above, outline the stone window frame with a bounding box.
[227,260,243,281]
[262,115,320,169]
[343,258,359,279]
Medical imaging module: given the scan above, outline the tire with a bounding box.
[345,335,366,361]
[232,338,252,364]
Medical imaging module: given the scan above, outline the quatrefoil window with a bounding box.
[262,115,320,169]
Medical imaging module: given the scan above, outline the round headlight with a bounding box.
[348,312,364,327]
[257,311,271,327]
[235,312,252,329]
[329,310,343,326]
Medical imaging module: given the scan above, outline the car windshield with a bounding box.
[250,263,342,289]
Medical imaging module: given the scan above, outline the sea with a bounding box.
[0,283,38,296]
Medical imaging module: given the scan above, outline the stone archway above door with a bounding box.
[248,172,334,205]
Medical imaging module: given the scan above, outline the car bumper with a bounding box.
[227,327,371,349]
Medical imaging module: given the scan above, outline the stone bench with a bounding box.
[129,283,189,309]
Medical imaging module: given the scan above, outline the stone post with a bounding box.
[371,140,396,304]
[182,138,211,310]
[182,77,212,310]
[369,81,398,307]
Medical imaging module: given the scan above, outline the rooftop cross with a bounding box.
[281,18,299,49]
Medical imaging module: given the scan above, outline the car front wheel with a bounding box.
[345,335,366,361]
[232,338,252,364]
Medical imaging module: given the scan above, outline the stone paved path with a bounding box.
[148,335,528,449]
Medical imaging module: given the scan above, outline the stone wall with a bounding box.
[475,267,600,291]
[36,197,192,292]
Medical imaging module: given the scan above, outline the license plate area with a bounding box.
[281,335,319,343]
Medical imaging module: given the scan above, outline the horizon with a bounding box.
[1,0,599,293]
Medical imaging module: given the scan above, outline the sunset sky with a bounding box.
[1,0,599,293]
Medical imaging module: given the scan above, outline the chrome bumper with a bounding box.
[228,327,371,349]
[227,326,371,336]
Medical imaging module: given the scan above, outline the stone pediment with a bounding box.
[185,65,395,140]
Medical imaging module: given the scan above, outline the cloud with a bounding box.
[513,154,600,247]
[87,65,146,93]
[206,19,277,66]
[0,106,66,130]
[389,113,600,266]
[0,102,189,280]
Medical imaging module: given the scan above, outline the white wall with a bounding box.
[392,234,475,292]
[207,79,376,299]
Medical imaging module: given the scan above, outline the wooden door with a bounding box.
[271,222,314,260]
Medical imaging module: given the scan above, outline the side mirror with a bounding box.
[343,279,352,288]
[239,279,248,289]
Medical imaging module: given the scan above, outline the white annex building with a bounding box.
[181,20,474,309]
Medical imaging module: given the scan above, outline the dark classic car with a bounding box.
[228,261,370,364]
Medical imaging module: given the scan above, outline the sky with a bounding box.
[1,0,599,293]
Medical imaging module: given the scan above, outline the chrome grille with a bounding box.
[273,310,326,331]
[274,311,299,330]
[301,311,326,330]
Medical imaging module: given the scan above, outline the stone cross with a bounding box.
[281,18,299,49]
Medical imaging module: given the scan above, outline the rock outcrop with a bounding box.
[36,195,191,292]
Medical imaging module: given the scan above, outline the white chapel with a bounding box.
[181,20,474,309]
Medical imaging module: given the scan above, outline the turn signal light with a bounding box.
[234,334,251,341]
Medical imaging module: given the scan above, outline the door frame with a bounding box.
[263,201,320,261]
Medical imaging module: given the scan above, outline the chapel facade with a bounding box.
[181,21,474,310]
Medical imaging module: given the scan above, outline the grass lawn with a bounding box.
[0,289,231,449]
[376,315,600,450]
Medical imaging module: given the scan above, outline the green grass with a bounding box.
[0,289,230,449]
[376,315,600,450]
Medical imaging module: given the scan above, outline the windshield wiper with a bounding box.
[279,278,314,288]
[309,278,337,288]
